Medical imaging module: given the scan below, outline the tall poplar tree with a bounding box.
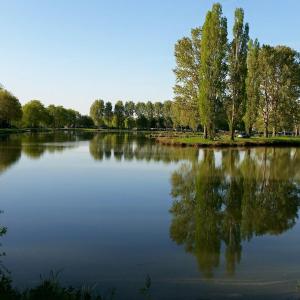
[173,27,201,130]
[113,101,125,129]
[104,101,113,127]
[199,3,227,139]
[244,39,260,135]
[258,46,276,137]
[226,8,249,140]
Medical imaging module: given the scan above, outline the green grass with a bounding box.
[156,135,300,147]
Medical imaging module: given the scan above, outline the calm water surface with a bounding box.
[0,132,300,299]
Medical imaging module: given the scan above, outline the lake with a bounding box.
[0,131,300,299]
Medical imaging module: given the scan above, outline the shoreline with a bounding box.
[0,128,166,135]
[155,136,300,148]
[2,129,300,148]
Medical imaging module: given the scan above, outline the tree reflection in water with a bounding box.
[169,148,300,278]
[0,132,94,175]
[0,135,22,175]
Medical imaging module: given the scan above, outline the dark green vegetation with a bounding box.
[0,275,116,300]
[1,3,299,138]
[89,99,173,130]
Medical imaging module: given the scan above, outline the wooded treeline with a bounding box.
[1,3,300,137]
[0,91,94,129]
[89,99,174,129]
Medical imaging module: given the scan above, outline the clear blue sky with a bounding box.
[0,0,299,114]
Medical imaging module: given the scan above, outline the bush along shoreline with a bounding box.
[0,272,152,300]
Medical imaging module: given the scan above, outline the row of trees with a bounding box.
[89,99,174,129]
[174,3,300,139]
[0,85,179,130]
[0,85,178,130]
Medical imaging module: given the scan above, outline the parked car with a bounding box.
[236,132,250,138]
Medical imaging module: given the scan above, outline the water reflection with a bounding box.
[0,132,94,174]
[0,135,22,175]
[89,133,199,163]
[169,148,300,278]
[0,132,200,176]
[21,131,94,159]
[1,132,300,298]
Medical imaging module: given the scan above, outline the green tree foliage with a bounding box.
[153,102,164,128]
[46,105,87,128]
[0,89,22,128]
[124,101,135,118]
[77,115,94,128]
[199,3,228,139]
[47,105,68,128]
[66,109,80,128]
[173,27,201,130]
[294,99,300,136]
[145,101,154,128]
[104,101,113,127]
[113,101,125,128]
[22,100,49,128]
[124,101,135,129]
[89,99,105,127]
[258,46,300,137]
[162,100,173,128]
[226,8,249,140]
[244,39,260,135]
[135,102,147,129]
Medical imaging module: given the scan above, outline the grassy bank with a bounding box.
[154,134,300,148]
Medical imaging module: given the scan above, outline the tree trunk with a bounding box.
[272,127,276,137]
[204,125,208,139]
[248,126,252,137]
[230,126,234,141]
[264,126,268,138]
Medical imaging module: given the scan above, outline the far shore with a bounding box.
[0,128,168,135]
